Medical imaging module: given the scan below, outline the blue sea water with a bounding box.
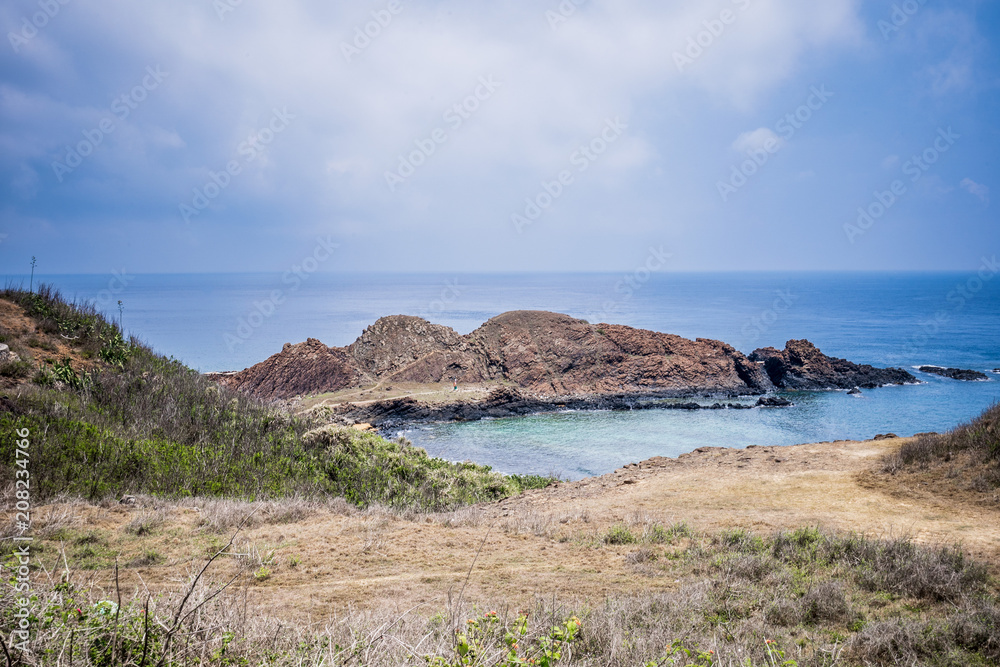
[10,271,1000,479]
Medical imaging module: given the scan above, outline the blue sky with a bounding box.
[0,0,997,274]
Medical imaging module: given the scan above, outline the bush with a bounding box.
[799,581,851,624]
[603,524,637,545]
[306,425,523,510]
[0,359,31,379]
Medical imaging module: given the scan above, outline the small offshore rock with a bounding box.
[756,396,793,408]
[917,366,989,381]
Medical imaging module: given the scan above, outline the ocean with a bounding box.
[12,271,1000,479]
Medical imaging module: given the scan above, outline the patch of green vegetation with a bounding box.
[3,283,120,351]
[602,523,637,545]
[0,284,552,510]
[311,429,541,510]
[506,473,556,492]
[0,359,32,379]
[71,537,116,570]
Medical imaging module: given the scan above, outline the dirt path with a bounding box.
[50,436,998,623]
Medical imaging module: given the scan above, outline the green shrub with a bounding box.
[0,359,32,379]
[603,523,637,545]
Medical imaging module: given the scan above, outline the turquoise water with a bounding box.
[399,380,998,479]
[9,271,999,478]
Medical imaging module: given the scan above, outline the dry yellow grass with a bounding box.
[11,435,998,629]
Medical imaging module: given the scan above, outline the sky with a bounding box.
[0,0,998,275]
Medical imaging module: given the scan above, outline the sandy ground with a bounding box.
[29,436,999,624]
[297,381,504,412]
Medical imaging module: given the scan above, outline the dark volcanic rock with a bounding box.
[756,396,794,407]
[917,366,989,381]
[333,389,791,427]
[750,340,916,390]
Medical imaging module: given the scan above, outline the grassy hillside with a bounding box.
[882,403,1000,500]
[0,285,551,508]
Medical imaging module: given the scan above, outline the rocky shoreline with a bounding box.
[321,386,796,429]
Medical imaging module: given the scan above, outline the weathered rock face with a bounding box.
[467,311,774,396]
[211,338,368,398]
[749,340,916,390]
[212,312,913,401]
[917,366,989,381]
[348,316,478,379]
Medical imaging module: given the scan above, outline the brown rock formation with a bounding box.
[214,338,366,398]
[210,311,912,402]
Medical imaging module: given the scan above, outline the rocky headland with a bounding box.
[207,311,918,425]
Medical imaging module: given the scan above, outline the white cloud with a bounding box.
[960,178,989,204]
[881,155,900,170]
[732,127,785,154]
[0,0,866,268]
